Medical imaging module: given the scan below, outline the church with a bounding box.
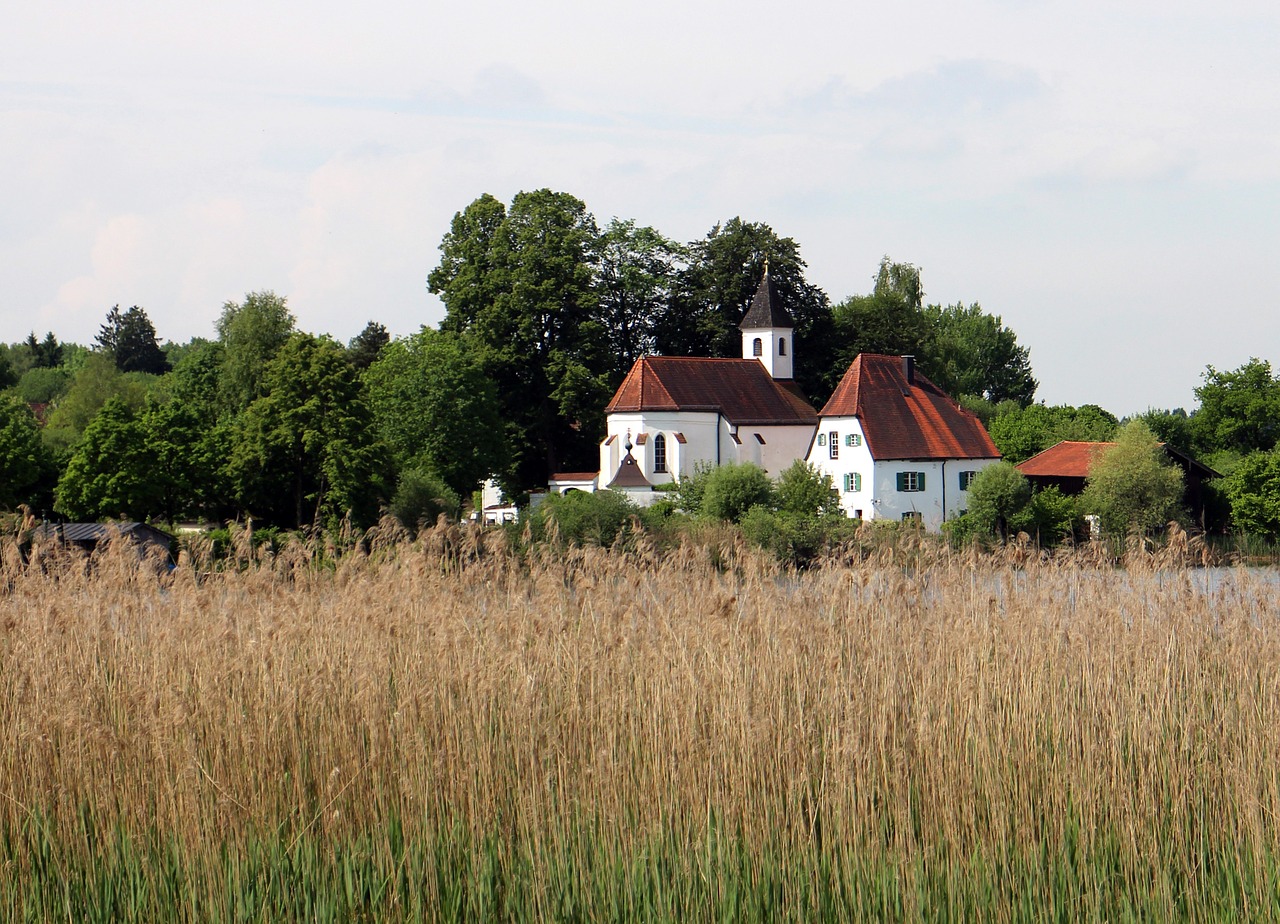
[563,268,1001,529]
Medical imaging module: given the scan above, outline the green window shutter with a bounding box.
[818,433,826,446]
[843,473,851,492]
[854,472,862,492]
[896,472,906,491]
[918,472,926,491]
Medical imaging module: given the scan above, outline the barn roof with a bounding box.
[605,356,817,426]
[1017,441,1221,480]
[819,354,1000,461]
[1017,441,1112,478]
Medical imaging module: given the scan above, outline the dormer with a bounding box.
[739,264,794,380]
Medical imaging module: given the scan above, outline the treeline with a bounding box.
[1,186,1278,542]
[0,188,1035,530]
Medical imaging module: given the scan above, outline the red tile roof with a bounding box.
[605,356,817,426]
[1016,441,1114,478]
[820,354,1000,460]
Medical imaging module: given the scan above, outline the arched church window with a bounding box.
[779,337,787,356]
[653,433,667,473]
[752,338,763,356]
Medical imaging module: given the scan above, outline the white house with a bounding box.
[805,354,1001,530]
[595,269,819,501]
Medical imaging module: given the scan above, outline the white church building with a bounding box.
[575,269,1001,527]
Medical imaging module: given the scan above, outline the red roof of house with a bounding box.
[550,472,599,482]
[1016,441,1114,478]
[820,354,1000,460]
[605,356,817,426]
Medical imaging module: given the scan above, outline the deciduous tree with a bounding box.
[364,329,506,500]
[216,291,296,412]
[1081,420,1184,535]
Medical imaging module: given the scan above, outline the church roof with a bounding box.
[739,269,794,330]
[607,451,653,489]
[820,354,999,461]
[606,356,817,426]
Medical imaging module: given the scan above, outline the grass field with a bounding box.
[2,523,1279,921]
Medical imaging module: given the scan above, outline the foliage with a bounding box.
[921,302,1037,405]
[775,459,842,517]
[673,462,714,516]
[347,321,390,370]
[431,189,609,490]
[41,352,160,455]
[1014,486,1080,545]
[389,467,461,533]
[699,463,775,523]
[216,291,296,412]
[1191,358,1280,456]
[1222,450,1280,542]
[14,366,70,404]
[364,329,506,499]
[0,396,56,512]
[597,218,685,379]
[526,489,637,547]
[987,403,1119,463]
[96,305,169,374]
[1081,420,1184,535]
[965,461,1032,539]
[229,334,389,529]
[664,218,834,402]
[54,398,151,520]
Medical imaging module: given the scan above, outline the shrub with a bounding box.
[700,463,775,523]
[527,489,637,547]
[966,462,1032,539]
[775,459,841,517]
[390,468,461,533]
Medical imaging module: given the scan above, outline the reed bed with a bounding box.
[1,524,1279,920]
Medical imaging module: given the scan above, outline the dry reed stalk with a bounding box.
[0,523,1277,913]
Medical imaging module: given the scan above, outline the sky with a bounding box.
[4,0,1280,416]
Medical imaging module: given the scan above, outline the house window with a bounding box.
[779,337,786,356]
[653,433,667,473]
[958,470,977,490]
[842,472,862,492]
[845,433,862,448]
[828,431,839,460]
[752,337,763,356]
[853,509,863,520]
[896,471,926,492]
[902,511,923,526]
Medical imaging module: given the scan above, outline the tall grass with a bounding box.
[1,524,1279,920]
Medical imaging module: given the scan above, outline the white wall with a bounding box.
[805,417,874,519]
[805,416,1000,530]
[601,412,817,486]
[740,327,793,380]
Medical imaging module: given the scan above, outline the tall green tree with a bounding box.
[664,217,834,402]
[429,189,610,490]
[830,258,930,392]
[216,291,296,412]
[364,328,506,499]
[1191,359,1280,457]
[921,302,1037,405]
[96,305,169,374]
[41,352,159,455]
[229,334,388,529]
[1081,420,1184,535]
[54,398,151,520]
[988,403,1119,463]
[347,321,390,371]
[1222,450,1280,541]
[0,395,56,512]
[597,218,685,379]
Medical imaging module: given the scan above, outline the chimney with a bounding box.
[902,355,915,384]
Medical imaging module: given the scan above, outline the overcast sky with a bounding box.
[4,1,1279,415]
